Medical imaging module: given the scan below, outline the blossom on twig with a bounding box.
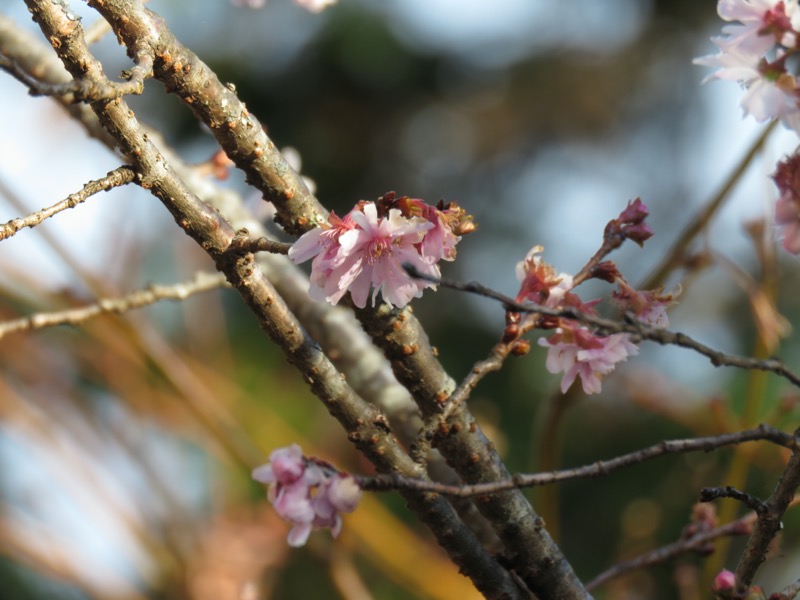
[252,445,362,547]
[613,280,676,328]
[695,0,800,133]
[290,195,470,308]
[538,323,639,395]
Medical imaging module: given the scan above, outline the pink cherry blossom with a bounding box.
[538,326,639,395]
[290,198,467,309]
[252,445,362,547]
[695,0,800,132]
[613,281,676,328]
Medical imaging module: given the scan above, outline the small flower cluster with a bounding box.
[252,445,362,547]
[289,193,473,308]
[694,0,800,133]
[515,201,674,395]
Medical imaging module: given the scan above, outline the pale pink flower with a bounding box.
[252,445,362,547]
[716,0,790,55]
[613,281,676,328]
[419,205,461,264]
[290,202,444,308]
[538,326,639,395]
[695,0,800,131]
[336,204,437,308]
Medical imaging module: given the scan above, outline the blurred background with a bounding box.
[1,0,800,598]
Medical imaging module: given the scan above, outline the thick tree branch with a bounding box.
[1,15,503,558]
[23,3,525,596]
[356,303,590,599]
[0,166,135,241]
[84,2,590,596]
[86,0,325,236]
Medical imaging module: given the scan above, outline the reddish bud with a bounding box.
[619,197,649,225]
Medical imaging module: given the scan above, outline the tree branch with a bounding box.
[0,166,135,241]
[0,271,228,341]
[82,2,590,595]
[585,512,756,592]
[772,578,800,600]
[735,440,800,590]
[23,4,526,596]
[405,266,800,389]
[700,486,769,515]
[359,425,798,496]
[86,0,325,236]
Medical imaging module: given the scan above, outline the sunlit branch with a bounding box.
[22,4,528,595]
[0,166,136,242]
[405,265,800,389]
[0,271,228,341]
[362,425,798,496]
[0,44,153,101]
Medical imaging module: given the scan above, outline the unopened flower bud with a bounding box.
[711,569,736,599]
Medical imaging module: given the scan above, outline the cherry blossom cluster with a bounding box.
[289,193,474,308]
[252,445,362,547]
[695,0,800,133]
[514,200,673,395]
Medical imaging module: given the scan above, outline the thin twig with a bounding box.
[0,271,228,341]
[0,166,136,242]
[700,486,768,515]
[585,513,757,592]
[640,121,779,290]
[735,440,800,590]
[773,578,800,600]
[1,45,153,101]
[361,425,798,496]
[405,266,800,389]
[412,337,514,462]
